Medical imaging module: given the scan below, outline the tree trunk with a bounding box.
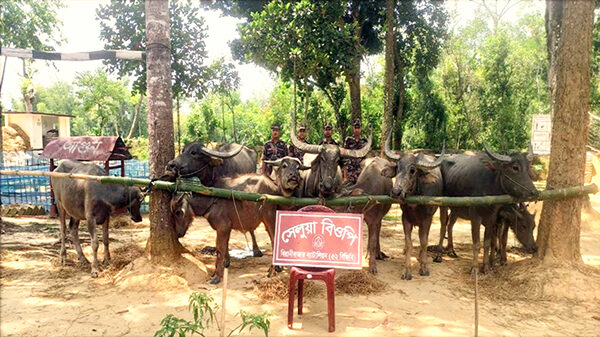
[126,94,144,139]
[221,95,226,142]
[229,94,237,143]
[393,50,405,150]
[145,0,182,264]
[176,96,181,154]
[304,80,310,123]
[537,0,594,265]
[380,0,395,157]
[347,2,362,125]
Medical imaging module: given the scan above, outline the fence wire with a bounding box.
[1,159,150,214]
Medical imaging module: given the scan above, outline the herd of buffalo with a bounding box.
[50,124,539,284]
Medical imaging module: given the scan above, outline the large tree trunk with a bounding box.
[347,2,362,125]
[145,0,182,264]
[393,49,405,150]
[537,0,594,265]
[380,0,395,157]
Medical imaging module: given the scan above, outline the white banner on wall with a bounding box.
[531,114,552,155]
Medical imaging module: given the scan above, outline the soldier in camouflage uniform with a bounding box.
[288,124,307,161]
[318,122,339,145]
[342,119,368,185]
[261,123,288,176]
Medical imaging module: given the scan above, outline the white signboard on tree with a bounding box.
[531,114,552,155]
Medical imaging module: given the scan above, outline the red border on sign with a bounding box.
[272,211,363,269]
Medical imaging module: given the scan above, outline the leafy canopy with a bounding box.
[96,0,209,99]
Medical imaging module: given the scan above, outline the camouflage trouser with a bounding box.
[345,161,362,184]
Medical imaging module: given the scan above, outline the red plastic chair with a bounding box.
[287,205,336,333]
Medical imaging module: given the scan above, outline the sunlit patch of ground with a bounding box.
[1,193,599,336]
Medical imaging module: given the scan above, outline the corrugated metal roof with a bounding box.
[41,136,132,161]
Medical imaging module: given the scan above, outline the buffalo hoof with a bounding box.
[224,259,230,268]
[448,251,459,258]
[401,272,412,281]
[368,265,378,275]
[419,269,430,277]
[376,251,389,260]
[433,255,443,263]
[499,259,507,266]
[253,250,264,258]
[481,264,492,274]
[101,259,111,267]
[209,277,221,285]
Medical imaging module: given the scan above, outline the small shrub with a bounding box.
[155,292,270,337]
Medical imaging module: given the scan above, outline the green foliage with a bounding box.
[0,0,65,50]
[228,310,271,337]
[71,68,143,137]
[96,0,210,99]
[430,5,548,152]
[34,81,76,115]
[155,292,270,337]
[127,137,149,160]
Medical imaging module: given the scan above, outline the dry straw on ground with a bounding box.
[253,273,323,302]
[335,270,388,295]
[452,258,600,303]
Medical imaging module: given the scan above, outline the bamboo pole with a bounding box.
[1,169,597,207]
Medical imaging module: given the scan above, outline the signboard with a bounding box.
[272,211,363,269]
[531,114,552,155]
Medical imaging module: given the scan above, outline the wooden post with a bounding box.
[219,267,228,337]
[474,268,479,337]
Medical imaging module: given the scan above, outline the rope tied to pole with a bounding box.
[231,189,250,251]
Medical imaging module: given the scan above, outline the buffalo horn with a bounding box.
[268,157,311,170]
[483,142,512,162]
[341,130,373,158]
[290,116,323,154]
[384,129,401,160]
[415,141,446,169]
[200,143,245,158]
[264,158,284,167]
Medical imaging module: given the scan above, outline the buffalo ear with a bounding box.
[482,160,497,171]
[419,171,439,185]
[209,157,224,166]
[381,164,397,178]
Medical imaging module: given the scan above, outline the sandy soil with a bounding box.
[2,197,600,337]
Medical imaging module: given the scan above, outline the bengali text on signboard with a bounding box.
[272,211,363,269]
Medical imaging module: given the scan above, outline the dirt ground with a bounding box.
[2,196,600,337]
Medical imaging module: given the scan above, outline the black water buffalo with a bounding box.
[51,159,144,278]
[170,157,309,284]
[341,157,393,274]
[382,133,444,280]
[435,202,537,264]
[166,141,266,256]
[438,145,538,274]
[495,203,537,263]
[289,120,371,198]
